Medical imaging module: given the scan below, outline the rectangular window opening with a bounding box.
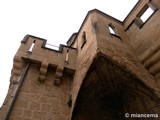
[28,40,36,52]
[140,7,154,23]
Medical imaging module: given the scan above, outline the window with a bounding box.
[81,31,86,49]
[108,24,116,35]
[28,40,36,52]
[108,23,121,39]
[135,4,156,28]
[140,7,154,22]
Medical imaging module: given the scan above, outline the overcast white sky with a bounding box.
[0,0,138,106]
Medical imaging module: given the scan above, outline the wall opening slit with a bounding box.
[65,49,69,63]
[81,31,87,49]
[28,40,36,53]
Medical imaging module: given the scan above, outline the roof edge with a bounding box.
[66,33,78,46]
[90,9,123,23]
[21,34,47,43]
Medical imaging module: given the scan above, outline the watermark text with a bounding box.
[125,113,158,119]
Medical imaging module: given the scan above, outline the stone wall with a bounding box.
[0,35,76,120]
[6,63,73,120]
[1,0,160,120]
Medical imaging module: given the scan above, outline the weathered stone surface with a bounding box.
[1,0,160,120]
[72,57,160,119]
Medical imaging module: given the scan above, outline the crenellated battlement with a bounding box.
[9,34,78,86]
[20,35,77,70]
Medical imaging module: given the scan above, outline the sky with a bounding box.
[0,0,139,106]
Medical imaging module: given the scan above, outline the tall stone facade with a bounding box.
[1,0,160,119]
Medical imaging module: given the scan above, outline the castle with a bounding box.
[1,0,160,119]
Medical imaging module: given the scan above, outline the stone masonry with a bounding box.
[1,0,160,119]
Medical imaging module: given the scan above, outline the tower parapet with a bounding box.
[0,35,77,120]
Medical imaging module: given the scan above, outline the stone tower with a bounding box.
[1,0,160,119]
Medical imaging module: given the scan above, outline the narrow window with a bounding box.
[108,23,121,39]
[108,24,116,35]
[81,31,86,49]
[28,40,36,52]
[65,49,69,63]
[140,7,154,22]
